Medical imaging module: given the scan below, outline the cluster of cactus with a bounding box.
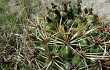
[29,0,110,70]
[31,0,110,70]
[0,0,109,69]
[44,0,82,32]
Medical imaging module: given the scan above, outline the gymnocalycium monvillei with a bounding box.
[32,0,110,70]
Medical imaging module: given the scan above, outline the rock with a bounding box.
[81,0,110,22]
[8,0,110,22]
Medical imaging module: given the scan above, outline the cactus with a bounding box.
[31,0,110,70]
[0,0,110,70]
[1,0,110,70]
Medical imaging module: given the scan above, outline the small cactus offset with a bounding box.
[31,0,110,70]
